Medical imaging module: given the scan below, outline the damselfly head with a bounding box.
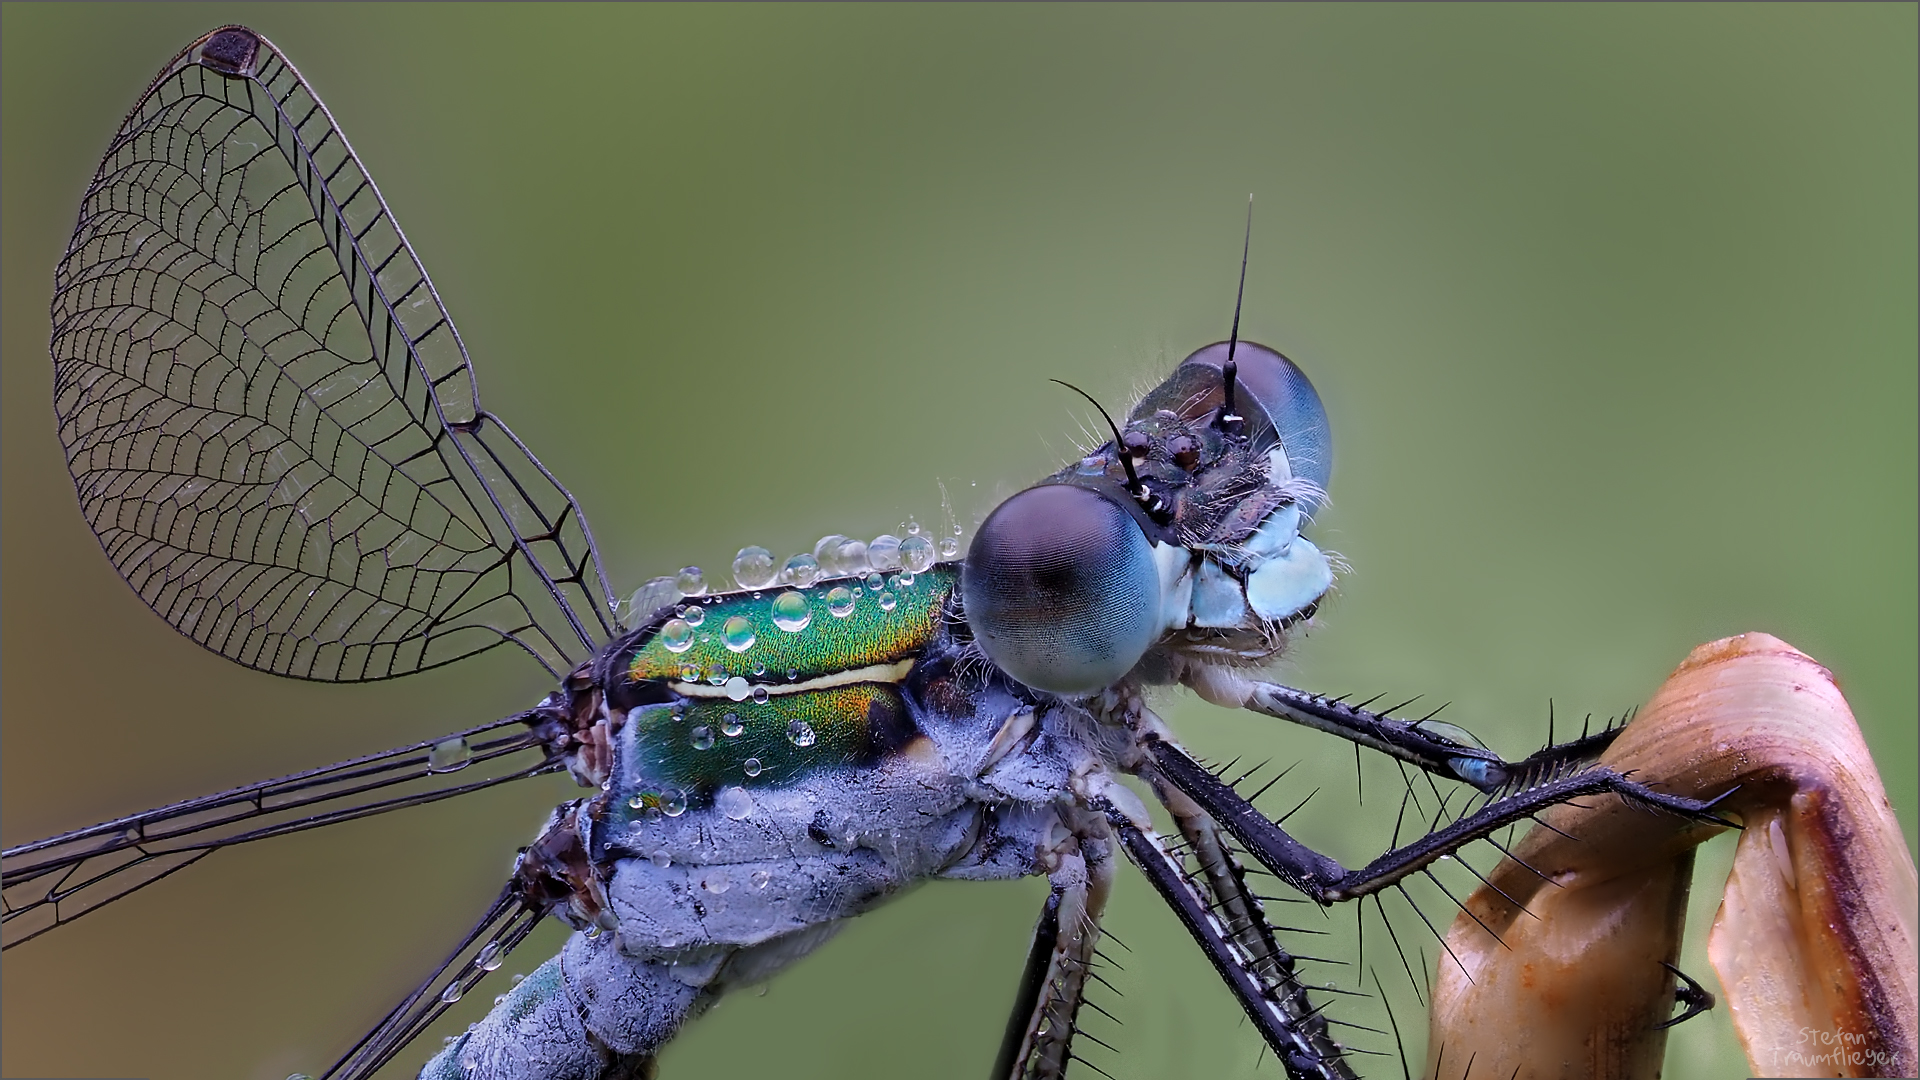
[962,344,1336,697]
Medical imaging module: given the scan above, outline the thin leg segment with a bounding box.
[992,828,1115,1080]
[1144,734,1733,904]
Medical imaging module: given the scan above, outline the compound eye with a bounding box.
[1178,341,1333,503]
[961,485,1159,695]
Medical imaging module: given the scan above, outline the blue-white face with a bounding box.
[963,342,1333,696]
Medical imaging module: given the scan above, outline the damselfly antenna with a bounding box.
[1050,379,1170,521]
[1218,195,1254,434]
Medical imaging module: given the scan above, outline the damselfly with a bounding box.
[3,8,1920,1076]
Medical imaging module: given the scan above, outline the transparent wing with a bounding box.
[0,712,559,949]
[50,26,615,681]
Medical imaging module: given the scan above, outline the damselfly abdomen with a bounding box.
[7,8,1912,1076]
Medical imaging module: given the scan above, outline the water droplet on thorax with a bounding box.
[721,713,745,737]
[625,576,682,627]
[787,719,818,747]
[721,615,756,652]
[743,756,764,777]
[690,726,715,751]
[781,553,821,588]
[733,546,777,589]
[868,534,902,571]
[832,538,870,575]
[716,785,755,820]
[659,618,694,652]
[771,590,811,632]
[725,676,751,701]
[813,534,850,570]
[826,586,856,617]
[899,534,935,573]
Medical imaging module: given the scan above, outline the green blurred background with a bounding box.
[3,5,1913,1079]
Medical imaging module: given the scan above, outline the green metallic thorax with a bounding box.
[617,566,957,799]
[626,565,954,684]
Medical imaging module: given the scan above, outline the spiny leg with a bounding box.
[1201,675,1623,795]
[1142,733,1734,905]
[1100,799,1361,1080]
[992,824,1116,1080]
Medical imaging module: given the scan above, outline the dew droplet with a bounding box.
[781,553,821,589]
[703,870,732,894]
[864,571,885,592]
[813,534,850,571]
[832,538,870,575]
[628,794,646,810]
[690,725,714,750]
[709,671,728,686]
[676,566,707,596]
[771,590,811,632]
[895,570,914,588]
[658,618,694,652]
[938,536,960,558]
[905,517,922,536]
[477,941,504,971]
[681,604,706,627]
[661,790,688,816]
[733,546,777,589]
[679,663,701,682]
[428,736,473,773]
[440,982,465,1004]
[724,676,750,701]
[899,534,935,573]
[651,850,671,868]
[878,591,897,612]
[715,785,755,820]
[751,869,771,889]
[721,615,756,652]
[868,534,902,571]
[721,713,745,737]
[625,576,682,626]
[743,756,763,777]
[493,994,508,1006]
[787,719,818,747]
[751,686,770,704]
[826,586,856,617]
[751,660,767,676]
